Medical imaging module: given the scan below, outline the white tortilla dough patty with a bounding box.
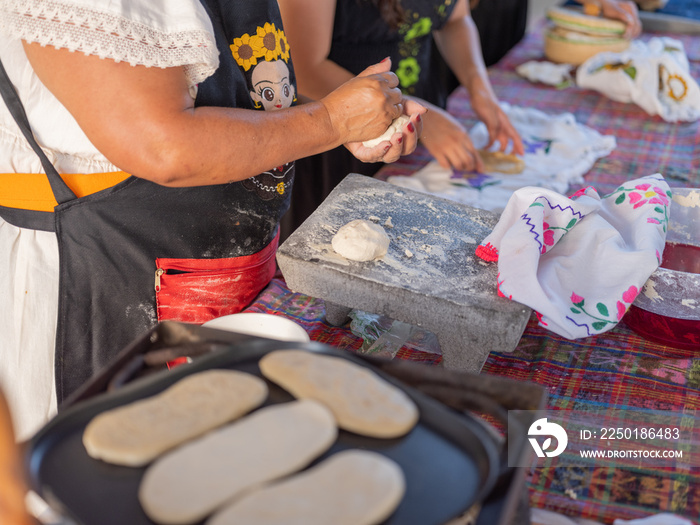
[207,450,405,525]
[82,369,268,467]
[138,399,337,525]
[362,115,410,148]
[259,350,419,438]
[332,219,390,261]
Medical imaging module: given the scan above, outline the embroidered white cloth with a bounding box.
[576,37,700,122]
[475,174,670,340]
[516,60,574,88]
[387,103,616,214]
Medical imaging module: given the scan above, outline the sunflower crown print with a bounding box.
[231,23,296,200]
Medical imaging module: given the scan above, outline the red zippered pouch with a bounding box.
[155,233,279,324]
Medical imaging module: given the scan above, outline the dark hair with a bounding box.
[368,0,406,30]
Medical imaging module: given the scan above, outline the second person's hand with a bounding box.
[419,106,484,172]
[470,90,524,157]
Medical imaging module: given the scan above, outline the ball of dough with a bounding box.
[362,115,411,148]
[332,219,390,262]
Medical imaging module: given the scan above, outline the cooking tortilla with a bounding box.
[82,369,268,467]
[477,149,525,175]
[207,450,405,525]
[258,350,419,438]
[138,399,337,525]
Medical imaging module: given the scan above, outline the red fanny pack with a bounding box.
[155,232,279,324]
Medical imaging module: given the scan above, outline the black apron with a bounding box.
[0,0,293,403]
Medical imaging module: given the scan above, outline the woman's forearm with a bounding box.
[22,42,402,187]
[432,0,496,103]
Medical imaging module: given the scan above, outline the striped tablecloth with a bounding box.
[250,22,700,525]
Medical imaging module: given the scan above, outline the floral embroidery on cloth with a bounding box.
[475,174,671,339]
[576,37,700,123]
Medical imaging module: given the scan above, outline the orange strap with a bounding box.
[0,172,130,212]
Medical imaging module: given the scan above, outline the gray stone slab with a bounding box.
[276,174,531,372]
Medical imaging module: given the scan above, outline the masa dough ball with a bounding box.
[332,219,390,262]
[362,115,410,148]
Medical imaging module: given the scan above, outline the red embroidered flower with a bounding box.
[616,300,627,320]
[621,285,638,304]
[570,292,585,306]
[543,228,555,247]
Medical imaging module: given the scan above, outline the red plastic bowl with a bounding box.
[624,188,700,351]
[623,304,700,351]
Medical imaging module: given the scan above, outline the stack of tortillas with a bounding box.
[82,350,418,525]
[544,6,629,66]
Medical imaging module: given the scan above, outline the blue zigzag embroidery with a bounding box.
[519,196,588,252]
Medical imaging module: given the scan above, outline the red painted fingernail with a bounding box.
[407,122,415,133]
[397,136,403,144]
[381,57,390,63]
[384,145,392,152]
[416,114,421,122]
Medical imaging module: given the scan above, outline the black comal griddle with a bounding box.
[25,322,542,525]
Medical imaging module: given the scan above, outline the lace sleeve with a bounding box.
[0,0,219,87]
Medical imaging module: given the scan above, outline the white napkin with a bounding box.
[387,103,616,213]
[475,174,670,339]
[516,60,574,88]
[577,37,700,122]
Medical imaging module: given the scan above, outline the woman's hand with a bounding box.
[470,89,524,157]
[600,0,641,39]
[578,0,641,39]
[420,107,484,172]
[345,99,426,163]
[320,59,405,145]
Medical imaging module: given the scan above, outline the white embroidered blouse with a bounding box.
[0,0,219,173]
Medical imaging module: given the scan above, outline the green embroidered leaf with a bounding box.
[566,219,577,229]
[623,66,637,80]
[571,308,581,314]
[529,202,545,208]
[592,321,608,331]
[596,303,609,316]
[654,206,663,214]
[615,193,625,205]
